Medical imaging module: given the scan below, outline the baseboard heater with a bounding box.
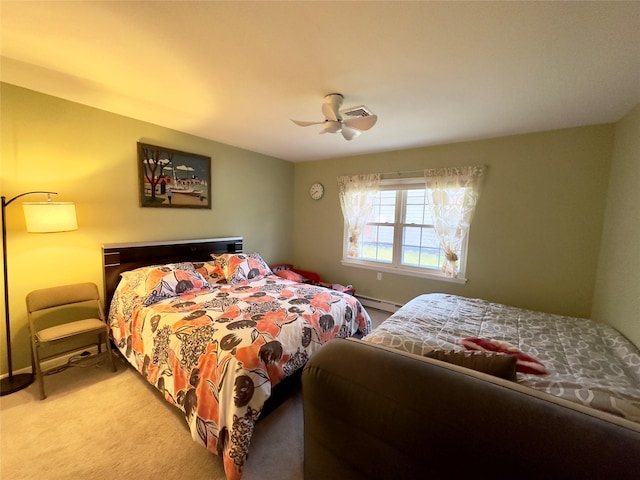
[355,295,403,313]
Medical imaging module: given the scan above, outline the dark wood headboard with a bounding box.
[101,237,243,313]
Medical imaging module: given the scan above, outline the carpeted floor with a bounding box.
[0,309,388,480]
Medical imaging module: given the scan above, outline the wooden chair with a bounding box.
[26,282,116,399]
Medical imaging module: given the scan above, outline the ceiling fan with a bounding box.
[291,93,378,141]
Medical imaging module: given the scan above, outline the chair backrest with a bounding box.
[26,283,104,331]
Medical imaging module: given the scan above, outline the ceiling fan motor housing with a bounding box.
[323,121,342,133]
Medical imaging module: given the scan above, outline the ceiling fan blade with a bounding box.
[343,115,378,132]
[322,102,341,122]
[341,125,362,141]
[291,119,324,127]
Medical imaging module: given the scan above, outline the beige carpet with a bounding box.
[0,309,388,479]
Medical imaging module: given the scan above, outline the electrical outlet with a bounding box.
[376,272,382,281]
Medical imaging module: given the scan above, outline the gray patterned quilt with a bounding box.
[363,293,640,422]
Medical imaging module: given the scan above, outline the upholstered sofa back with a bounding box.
[302,338,640,480]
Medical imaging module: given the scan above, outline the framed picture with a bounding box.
[138,142,211,209]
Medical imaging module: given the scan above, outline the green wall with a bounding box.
[2,80,637,376]
[592,104,640,346]
[1,83,294,373]
[293,125,614,319]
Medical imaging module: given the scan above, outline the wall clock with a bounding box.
[310,182,325,200]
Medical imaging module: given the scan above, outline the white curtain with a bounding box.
[337,174,380,258]
[425,165,484,277]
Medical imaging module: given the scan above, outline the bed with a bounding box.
[102,238,371,480]
[363,293,640,422]
[302,293,640,479]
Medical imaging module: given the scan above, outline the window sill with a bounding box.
[341,259,468,284]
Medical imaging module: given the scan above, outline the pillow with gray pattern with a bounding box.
[424,349,518,381]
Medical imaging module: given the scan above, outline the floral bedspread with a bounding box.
[363,293,640,422]
[109,275,371,479]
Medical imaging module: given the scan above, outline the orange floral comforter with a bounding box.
[108,274,371,479]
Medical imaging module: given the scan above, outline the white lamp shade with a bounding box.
[22,202,78,233]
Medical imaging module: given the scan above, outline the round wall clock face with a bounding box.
[310,182,325,200]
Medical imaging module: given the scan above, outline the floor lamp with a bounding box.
[1,191,78,396]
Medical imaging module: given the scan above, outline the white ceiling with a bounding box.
[1,1,639,162]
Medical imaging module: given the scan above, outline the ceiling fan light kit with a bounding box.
[292,93,378,141]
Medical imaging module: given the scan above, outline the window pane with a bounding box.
[403,226,422,246]
[379,190,397,201]
[402,246,443,269]
[405,204,424,224]
[418,247,443,269]
[401,226,442,269]
[362,225,378,243]
[407,189,433,224]
[423,203,434,224]
[371,190,396,223]
[421,227,439,247]
[361,225,393,263]
[407,189,425,203]
[379,205,395,223]
[378,225,394,244]
[371,204,380,222]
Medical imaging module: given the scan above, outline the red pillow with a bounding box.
[275,269,305,283]
[461,338,548,375]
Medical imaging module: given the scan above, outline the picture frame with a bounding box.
[137,142,211,209]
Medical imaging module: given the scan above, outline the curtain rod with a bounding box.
[379,169,425,178]
[379,165,485,178]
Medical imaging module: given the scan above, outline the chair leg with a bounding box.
[104,332,116,372]
[31,341,46,400]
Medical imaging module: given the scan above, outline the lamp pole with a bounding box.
[1,191,57,396]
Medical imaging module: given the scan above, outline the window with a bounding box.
[343,178,463,281]
[340,166,484,283]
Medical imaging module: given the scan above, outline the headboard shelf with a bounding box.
[102,237,243,313]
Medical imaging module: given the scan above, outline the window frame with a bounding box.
[340,177,469,284]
